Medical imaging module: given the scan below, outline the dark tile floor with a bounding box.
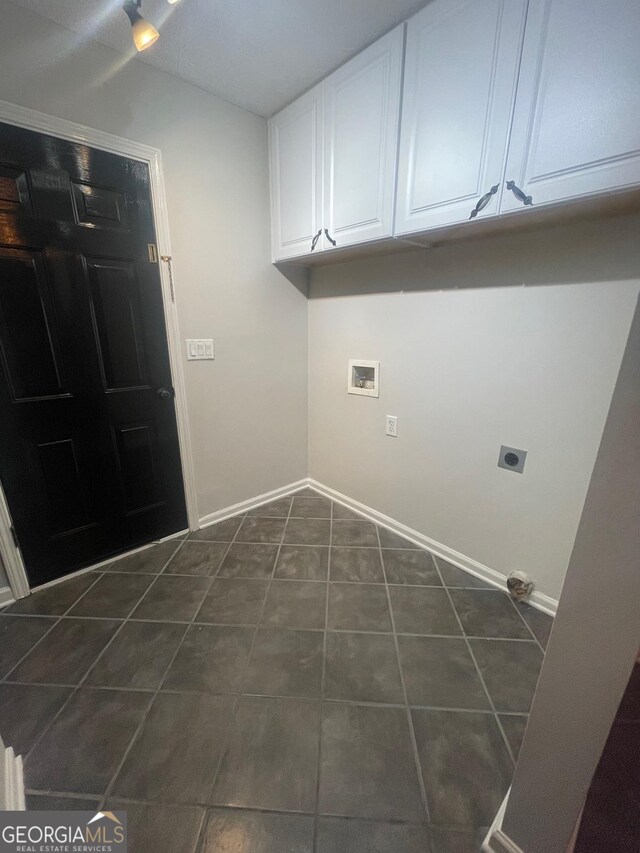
[0,489,552,853]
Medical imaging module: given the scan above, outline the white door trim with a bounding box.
[0,98,198,599]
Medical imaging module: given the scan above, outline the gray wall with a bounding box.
[309,215,640,601]
[0,0,309,523]
[501,292,640,852]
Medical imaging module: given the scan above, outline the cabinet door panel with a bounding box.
[269,85,323,261]
[324,25,404,248]
[503,0,640,211]
[395,0,527,234]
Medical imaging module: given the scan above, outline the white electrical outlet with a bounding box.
[386,415,398,437]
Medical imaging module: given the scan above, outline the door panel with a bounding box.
[0,121,187,587]
[85,257,149,391]
[502,0,640,211]
[323,25,404,248]
[268,84,323,261]
[0,249,67,400]
[395,0,527,233]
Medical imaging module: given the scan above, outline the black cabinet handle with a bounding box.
[324,229,337,247]
[310,229,322,251]
[469,183,500,219]
[506,180,533,206]
[156,387,173,400]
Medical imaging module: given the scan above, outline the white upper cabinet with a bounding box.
[395,0,528,235]
[269,84,323,261]
[502,0,640,212]
[323,25,404,249]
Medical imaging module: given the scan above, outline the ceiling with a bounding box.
[12,0,429,117]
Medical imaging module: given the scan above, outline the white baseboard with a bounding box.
[1,743,25,810]
[308,478,558,616]
[0,585,14,608]
[197,479,309,529]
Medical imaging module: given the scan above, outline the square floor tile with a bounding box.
[449,590,531,639]
[429,826,487,853]
[10,618,119,684]
[243,628,323,698]
[0,616,56,677]
[163,624,254,693]
[319,703,424,821]
[325,632,404,703]
[84,621,185,689]
[196,578,269,625]
[211,696,320,812]
[331,520,379,547]
[328,584,392,632]
[412,708,513,827]
[201,809,314,853]
[469,639,543,712]
[398,636,490,710]
[382,550,441,586]
[4,574,100,616]
[317,817,430,853]
[390,587,460,635]
[247,497,292,517]
[275,545,329,581]
[236,516,286,544]
[26,687,150,795]
[0,684,72,756]
[112,692,235,804]
[499,714,528,759]
[68,573,154,618]
[261,580,326,629]
[291,496,332,518]
[330,548,384,583]
[163,542,229,576]
[105,542,179,574]
[515,602,554,649]
[131,576,211,622]
[378,528,421,549]
[284,518,331,546]
[107,802,205,853]
[188,517,243,542]
[218,544,278,579]
[435,558,493,589]
[331,503,362,520]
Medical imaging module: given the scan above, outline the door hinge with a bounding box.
[148,243,159,263]
[10,525,19,548]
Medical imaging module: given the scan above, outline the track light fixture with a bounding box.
[123,0,160,52]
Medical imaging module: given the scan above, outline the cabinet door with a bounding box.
[395,0,527,235]
[269,84,323,261]
[323,25,404,249]
[502,0,640,212]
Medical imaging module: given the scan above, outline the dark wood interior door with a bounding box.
[0,122,187,587]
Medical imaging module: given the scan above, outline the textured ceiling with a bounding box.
[11,0,429,116]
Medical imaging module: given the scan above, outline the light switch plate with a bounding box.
[186,339,215,360]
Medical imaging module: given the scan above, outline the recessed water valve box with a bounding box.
[347,359,379,397]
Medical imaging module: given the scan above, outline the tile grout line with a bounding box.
[505,594,546,655]
[375,524,431,825]
[431,555,519,768]
[98,515,252,816]
[22,540,185,776]
[1,570,108,685]
[198,498,295,833]
[312,498,333,851]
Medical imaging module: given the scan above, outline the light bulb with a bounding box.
[132,17,160,50]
